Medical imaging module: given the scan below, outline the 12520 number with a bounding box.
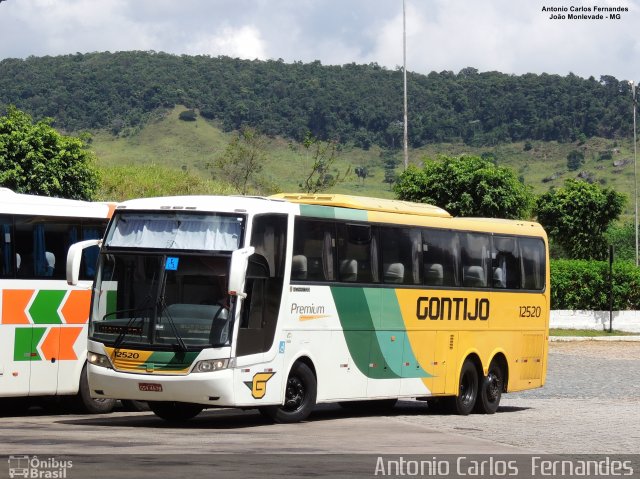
[519,306,542,318]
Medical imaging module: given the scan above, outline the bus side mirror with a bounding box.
[228,246,255,298]
[66,239,102,286]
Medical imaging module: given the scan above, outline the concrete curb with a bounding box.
[550,335,640,342]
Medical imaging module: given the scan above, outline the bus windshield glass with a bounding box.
[105,212,243,251]
[93,211,245,350]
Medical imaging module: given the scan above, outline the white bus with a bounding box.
[0,188,117,413]
[74,193,549,423]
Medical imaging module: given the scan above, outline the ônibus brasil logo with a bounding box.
[8,455,73,478]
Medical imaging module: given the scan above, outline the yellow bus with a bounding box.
[70,193,549,423]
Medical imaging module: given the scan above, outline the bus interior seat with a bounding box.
[247,254,270,278]
[493,267,506,288]
[15,253,21,271]
[291,255,307,280]
[463,266,486,287]
[424,263,444,286]
[383,262,405,283]
[307,257,323,280]
[340,259,358,282]
[44,251,55,276]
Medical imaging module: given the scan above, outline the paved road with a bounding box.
[1,341,638,478]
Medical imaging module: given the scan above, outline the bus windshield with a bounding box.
[105,212,243,251]
[91,252,233,350]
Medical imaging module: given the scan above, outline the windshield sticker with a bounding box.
[165,257,179,271]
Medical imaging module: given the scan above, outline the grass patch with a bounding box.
[550,328,637,337]
[87,106,638,214]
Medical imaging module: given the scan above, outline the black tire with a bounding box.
[73,364,116,414]
[474,360,504,414]
[446,358,479,415]
[339,399,397,412]
[148,401,203,422]
[120,400,149,412]
[259,361,316,423]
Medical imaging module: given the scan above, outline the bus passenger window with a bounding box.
[337,223,378,283]
[520,238,546,290]
[461,233,490,288]
[380,227,421,285]
[423,229,459,287]
[0,219,13,277]
[292,219,335,281]
[492,236,520,289]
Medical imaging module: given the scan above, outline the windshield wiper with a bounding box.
[156,270,187,352]
[157,298,187,352]
[108,308,150,349]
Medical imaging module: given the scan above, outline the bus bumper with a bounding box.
[88,364,235,407]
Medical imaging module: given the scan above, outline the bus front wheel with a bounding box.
[73,364,116,414]
[260,361,316,423]
[475,360,504,414]
[148,401,203,422]
[447,358,478,415]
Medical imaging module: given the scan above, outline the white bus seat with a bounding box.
[493,267,506,288]
[383,262,405,283]
[45,251,55,276]
[340,259,358,282]
[424,263,443,286]
[463,266,486,287]
[291,255,308,280]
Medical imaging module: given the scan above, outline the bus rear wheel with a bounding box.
[475,360,504,414]
[447,358,478,415]
[148,401,203,422]
[260,361,316,423]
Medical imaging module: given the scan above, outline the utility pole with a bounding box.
[632,81,638,266]
[403,0,409,170]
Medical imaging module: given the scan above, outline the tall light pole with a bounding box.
[402,0,409,170]
[632,81,638,267]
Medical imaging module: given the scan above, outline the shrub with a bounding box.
[551,259,640,310]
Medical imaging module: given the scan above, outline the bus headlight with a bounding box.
[87,352,112,369]
[192,359,229,373]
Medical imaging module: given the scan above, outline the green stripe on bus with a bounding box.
[13,327,46,361]
[331,287,431,379]
[139,351,199,372]
[29,290,66,324]
[299,204,368,221]
[331,286,401,379]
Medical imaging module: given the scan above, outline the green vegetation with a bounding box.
[537,180,625,260]
[0,106,98,200]
[550,329,637,337]
[550,259,640,310]
[209,127,274,195]
[0,52,634,149]
[97,164,234,202]
[393,155,533,219]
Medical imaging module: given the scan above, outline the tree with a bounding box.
[0,106,99,200]
[393,155,533,219]
[297,133,350,193]
[566,150,584,171]
[535,179,626,260]
[354,166,368,184]
[210,127,272,195]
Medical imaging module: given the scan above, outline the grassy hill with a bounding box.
[90,107,638,217]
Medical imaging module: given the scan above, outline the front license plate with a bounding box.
[138,382,163,392]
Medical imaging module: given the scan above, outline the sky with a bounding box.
[0,0,639,81]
